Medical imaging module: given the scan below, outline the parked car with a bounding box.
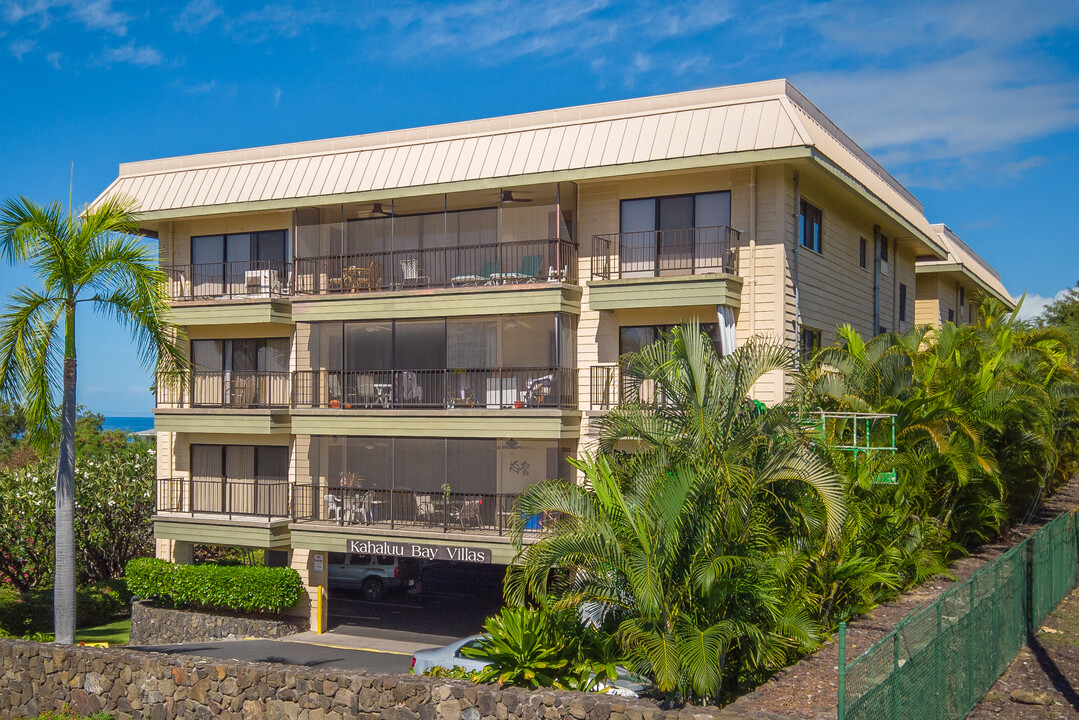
[327,552,421,601]
[410,635,647,697]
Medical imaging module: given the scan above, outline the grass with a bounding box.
[74,618,129,646]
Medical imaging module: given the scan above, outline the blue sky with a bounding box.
[1,0,1078,415]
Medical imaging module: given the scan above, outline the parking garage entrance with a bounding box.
[320,536,510,639]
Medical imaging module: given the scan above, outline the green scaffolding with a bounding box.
[803,411,898,484]
[838,510,1079,720]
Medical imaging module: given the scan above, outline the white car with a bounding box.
[410,635,646,697]
[410,635,490,675]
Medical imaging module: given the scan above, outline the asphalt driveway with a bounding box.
[131,639,412,673]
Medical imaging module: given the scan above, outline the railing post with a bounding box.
[837,622,846,720]
[891,632,899,720]
[188,475,194,516]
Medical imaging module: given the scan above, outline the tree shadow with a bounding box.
[1029,635,1079,712]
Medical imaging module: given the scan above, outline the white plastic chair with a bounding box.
[325,493,343,521]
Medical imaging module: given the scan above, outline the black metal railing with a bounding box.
[165,260,291,300]
[590,226,739,280]
[589,364,671,410]
[155,477,289,521]
[156,371,291,408]
[292,367,577,410]
[293,238,577,294]
[292,486,556,536]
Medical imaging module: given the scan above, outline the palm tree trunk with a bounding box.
[54,310,77,644]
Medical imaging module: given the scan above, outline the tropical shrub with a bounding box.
[453,606,620,692]
[125,558,305,614]
[506,327,845,703]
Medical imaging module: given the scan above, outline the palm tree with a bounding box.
[506,325,845,702]
[0,196,184,644]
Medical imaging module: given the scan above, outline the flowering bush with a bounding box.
[0,426,155,591]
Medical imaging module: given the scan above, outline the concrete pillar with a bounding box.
[290,548,328,632]
[155,539,194,564]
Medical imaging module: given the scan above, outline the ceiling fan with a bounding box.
[358,202,393,217]
[500,190,532,204]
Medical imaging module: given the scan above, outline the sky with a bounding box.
[0,0,1078,416]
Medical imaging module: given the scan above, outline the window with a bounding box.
[959,286,966,307]
[619,191,732,276]
[879,235,889,262]
[899,283,908,322]
[948,309,955,323]
[800,328,822,362]
[619,324,723,358]
[191,230,288,266]
[859,237,868,269]
[799,200,823,253]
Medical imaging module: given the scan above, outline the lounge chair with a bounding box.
[398,258,429,289]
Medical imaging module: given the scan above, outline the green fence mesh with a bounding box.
[840,510,1079,720]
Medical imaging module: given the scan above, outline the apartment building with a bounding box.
[916,224,1014,326]
[94,80,1009,629]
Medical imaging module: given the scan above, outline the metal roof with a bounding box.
[93,79,938,246]
[920,224,1014,306]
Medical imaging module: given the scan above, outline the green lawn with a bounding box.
[74,619,129,646]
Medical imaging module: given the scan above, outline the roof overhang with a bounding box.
[915,262,1016,308]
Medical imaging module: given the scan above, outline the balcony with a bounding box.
[589,364,671,411]
[291,486,550,538]
[157,371,291,409]
[588,227,742,311]
[294,238,576,295]
[291,368,577,411]
[156,477,290,521]
[165,260,291,301]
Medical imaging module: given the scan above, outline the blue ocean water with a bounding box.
[102,416,154,433]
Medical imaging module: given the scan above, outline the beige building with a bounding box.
[916,224,1014,326]
[95,79,1009,629]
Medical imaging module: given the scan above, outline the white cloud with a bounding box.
[795,52,1079,163]
[44,49,59,68]
[1016,288,1068,321]
[8,37,34,59]
[94,41,163,67]
[70,0,127,35]
[175,0,221,34]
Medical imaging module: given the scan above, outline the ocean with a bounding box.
[102,416,155,434]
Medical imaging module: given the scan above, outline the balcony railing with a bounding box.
[590,226,739,280]
[165,260,291,301]
[156,477,289,521]
[589,364,670,410]
[156,371,291,409]
[293,238,577,295]
[292,368,578,410]
[292,486,554,536]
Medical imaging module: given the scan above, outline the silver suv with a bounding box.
[327,552,421,601]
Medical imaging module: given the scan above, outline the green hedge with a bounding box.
[0,579,129,636]
[125,558,304,614]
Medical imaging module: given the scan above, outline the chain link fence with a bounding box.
[839,510,1079,720]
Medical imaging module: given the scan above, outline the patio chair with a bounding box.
[452,498,483,528]
[523,373,554,406]
[354,490,375,524]
[342,265,368,292]
[518,254,543,281]
[398,258,429,289]
[414,494,436,525]
[327,374,350,409]
[355,374,377,406]
[325,493,343,522]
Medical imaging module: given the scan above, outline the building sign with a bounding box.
[312,553,324,573]
[346,538,491,564]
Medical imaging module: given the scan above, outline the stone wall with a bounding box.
[0,638,783,720]
[129,600,308,646]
